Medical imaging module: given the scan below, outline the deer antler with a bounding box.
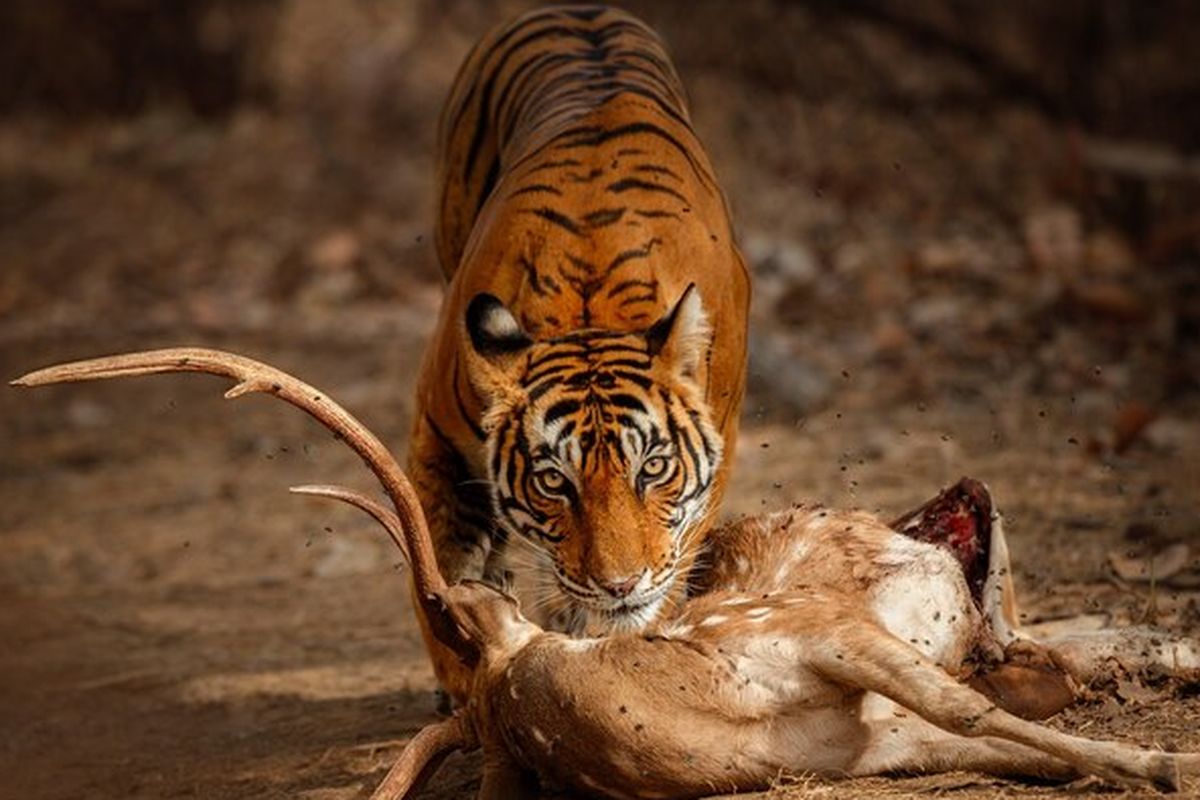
[289,484,412,564]
[288,483,480,799]
[11,348,469,657]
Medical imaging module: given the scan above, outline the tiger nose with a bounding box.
[598,575,641,598]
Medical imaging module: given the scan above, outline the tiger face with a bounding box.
[464,286,722,634]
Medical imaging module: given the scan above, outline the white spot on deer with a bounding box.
[559,637,599,653]
[746,607,773,622]
[721,596,752,607]
[735,556,750,575]
[663,622,693,638]
[700,614,729,627]
[531,726,548,746]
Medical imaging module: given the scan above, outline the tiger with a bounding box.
[407,4,750,698]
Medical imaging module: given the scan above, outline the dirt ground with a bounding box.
[2,2,1199,798]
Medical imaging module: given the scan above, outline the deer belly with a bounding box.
[494,639,868,797]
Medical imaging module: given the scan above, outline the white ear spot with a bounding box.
[466,293,532,357]
[482,304,522,338]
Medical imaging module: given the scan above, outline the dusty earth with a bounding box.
[2,1,1199,798]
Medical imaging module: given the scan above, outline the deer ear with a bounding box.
[464,293,532,404]
[645,284,710,380]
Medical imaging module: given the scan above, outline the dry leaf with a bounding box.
[1108,543,1191,582]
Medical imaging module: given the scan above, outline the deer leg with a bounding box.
[477,747,537,800]
[850,714,1079,781]
[370,715,471,800]
[1038,628,1200,687]
[813,621,1184,791]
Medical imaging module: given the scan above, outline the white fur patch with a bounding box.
[870,536,975,665]
[482,304,522,338]
[557,637,600,653]
[745,607,773,622]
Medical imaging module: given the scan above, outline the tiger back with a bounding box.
[408,4,750,695]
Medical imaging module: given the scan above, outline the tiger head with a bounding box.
[463,286,722,634]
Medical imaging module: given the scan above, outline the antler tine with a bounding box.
[290,485,411,565]
[11,348,447,601]
[369,715,472,800]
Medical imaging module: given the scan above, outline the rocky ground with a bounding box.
[1,1,1198,798]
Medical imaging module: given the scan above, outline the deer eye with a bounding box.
[533,468,569,496]
[640,456,669,481]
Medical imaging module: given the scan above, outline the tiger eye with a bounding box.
[534,468,568,495]
[641,456,668,478]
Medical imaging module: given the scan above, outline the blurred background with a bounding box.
[1,2,1198,798]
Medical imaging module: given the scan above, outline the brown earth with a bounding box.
[2,2,1199,798]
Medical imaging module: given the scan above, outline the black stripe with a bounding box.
[453,360,487,441]
[583,207,627,227]
[563,5,607,21]
[634,164,682,181]
[600,357,654,370]
[465,20,598,182]
[446,9,567,135]
[686,407,719,460]
[607,177,689,204]
[606,278,657,298]
[491,414,513,478]
[554,419,578,444]
[525,158,582,175]
[519,255,547,296]
[566,167,605,184]
[475,157,501,216]
[608,237,662,273]
[527,379,560,403]
[552,122,714,189]
[605,393,648,413]
[544,398,583,425]
[495,50,575,139]
[635,209,681,220]
[619,293,657,307]
[526,363,583,386]
[606,369,654,390]
[525,207,583,236]
[509,183,563,198]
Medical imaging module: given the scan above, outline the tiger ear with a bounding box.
[645,284,710,380]
[464,293,532,404]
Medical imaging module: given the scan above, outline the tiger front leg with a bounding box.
[407,413,496,703]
